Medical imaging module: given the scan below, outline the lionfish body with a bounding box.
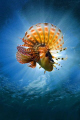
[16,23,67,72]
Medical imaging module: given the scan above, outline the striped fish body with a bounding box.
[16,23,65,72]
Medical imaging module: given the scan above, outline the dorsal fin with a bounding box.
[23,23,64,51]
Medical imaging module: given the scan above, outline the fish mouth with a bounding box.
[50,59,54,63]
[46,51,54,63]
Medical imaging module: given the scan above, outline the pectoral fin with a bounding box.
[16,51,32,64]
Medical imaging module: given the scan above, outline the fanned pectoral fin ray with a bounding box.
[16,51,32,64]
[17,46,34,56]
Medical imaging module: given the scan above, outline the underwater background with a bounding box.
[0,0,80,120]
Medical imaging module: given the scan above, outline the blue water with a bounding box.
[0,0,80,120]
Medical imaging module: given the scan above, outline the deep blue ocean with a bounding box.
[0,0,80,120]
